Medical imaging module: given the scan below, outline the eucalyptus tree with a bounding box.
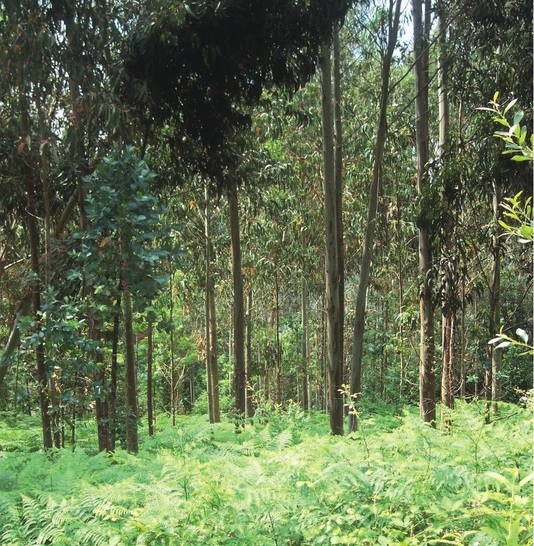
[320,30,345,435]
[412,0,436,425]
[348,0,403,432]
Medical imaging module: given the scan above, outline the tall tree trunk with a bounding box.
[147,316,154,436]
[333,24,345,407]
[437,1,455,430]
[489,182,502,417]
[169,269,177,426]
[228,179,246,419]
[320,41,343,435]
[204,185,220,423]
[349,0,402,432]
[209,279,220,422]
[396,186,406,399]
[37,97,61,449]
[274,269,282,405]
[245,289,254,418]
[413,0,436,425]
[123,285,138,453]
[21,92,53,450]
[109,297,121,451]
[301,269,311,411]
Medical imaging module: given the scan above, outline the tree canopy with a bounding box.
[121,0,353,181]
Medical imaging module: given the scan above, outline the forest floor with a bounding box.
[0,400,532,545]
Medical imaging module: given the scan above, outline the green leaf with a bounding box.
[503,97,518,113]
[511,155,530,161]
[513,110,524,126]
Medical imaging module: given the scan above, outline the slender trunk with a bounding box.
[147,318,154,436]
[349,0,402,432]
[413,0,436,425]
[437,1,455,430]
[169,269,176,426]
[109,297,120,451]
[123,285,138,453]
[204,186,215,423]
[321,41,344,435]
[333,24,345,400]
[397,186,406,399]
[490,183,502,416]
[460,277,466,398]
[94,346,111,451]
[245,289,254,418]
[38,99,61,449]
[274,269,282,405]
[228,179,246,419]
[209,280,220,422]
[301,270,311,411]
[21,92,53,450]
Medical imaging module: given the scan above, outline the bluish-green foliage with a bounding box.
[0,401,532,545]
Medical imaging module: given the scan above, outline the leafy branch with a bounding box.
[478,91,533,162]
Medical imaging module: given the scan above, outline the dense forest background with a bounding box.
[0,0,532,452]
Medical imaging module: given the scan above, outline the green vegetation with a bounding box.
[1,401,532,545]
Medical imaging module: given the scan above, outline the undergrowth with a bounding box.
[0,400,531,545]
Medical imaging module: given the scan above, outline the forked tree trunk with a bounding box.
[349,0,402,432]
[228,179,246,420]
[320,40,344,435]
[413,0,436,425]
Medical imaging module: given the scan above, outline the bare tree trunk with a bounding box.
[349,0,402,432]
[209,281,220,422]
[396,186,406,399]
[274,269,282,405]
[147,317,154,436]
[437,1,455,430]
[301,270,311,411]
[245,289,254,418]
[413,0,436,425]
[490,182,502,417]
[320,40,343,435]
[228,179,246,420]
[109,297,120,451]
[124,285,138,453]
[169,269,177,426]
[204,185,220,423]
